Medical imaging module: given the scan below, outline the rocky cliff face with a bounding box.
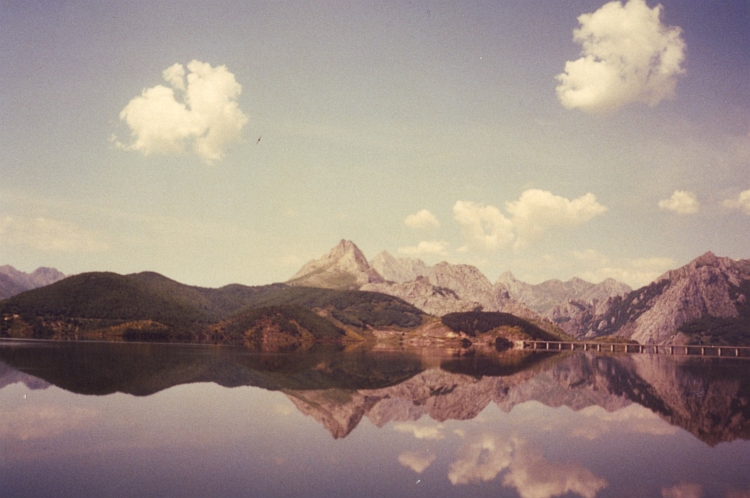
[287,240,384,290]
[369,251,430,283]
[0,265,66,300]
[497,272,630,314]
[548,252,750,344]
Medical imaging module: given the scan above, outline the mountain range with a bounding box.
[288,240,750,345]
[2,240,749,345]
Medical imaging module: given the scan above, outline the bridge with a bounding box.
[516,340,750,358]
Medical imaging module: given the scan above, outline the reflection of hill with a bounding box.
[1,341,749,445]
[0,342,424,396]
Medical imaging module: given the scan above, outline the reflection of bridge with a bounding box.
[517,340,750,358]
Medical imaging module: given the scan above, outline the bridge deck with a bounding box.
[517,340,750,358]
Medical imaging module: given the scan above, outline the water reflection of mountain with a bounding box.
[1,341,748,445]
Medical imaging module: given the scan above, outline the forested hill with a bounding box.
[0,271,427,343]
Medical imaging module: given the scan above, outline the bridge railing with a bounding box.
[515,340,750,358]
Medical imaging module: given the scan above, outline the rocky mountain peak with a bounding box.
[287,240,384,290]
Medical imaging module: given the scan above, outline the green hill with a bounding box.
[0,272,428,344]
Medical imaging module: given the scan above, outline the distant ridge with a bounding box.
[0,265,65,300]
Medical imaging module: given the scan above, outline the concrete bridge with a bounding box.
[516,340,750,358]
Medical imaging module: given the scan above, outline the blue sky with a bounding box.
[1,0,749,288]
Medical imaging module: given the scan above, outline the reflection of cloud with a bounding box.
[727,487,750,498]
[661,482,703,498]
[398,450,436,473]
[449,435,607,498]
[503,445,608,498]
[0,405,98,441]
[448,434,514,484]
[572,404,677,439]
[393,422,445,440]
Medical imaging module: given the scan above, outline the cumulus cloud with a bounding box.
[556,0,686,113]
[453,201,514,252]
[506,190,608,249]
[0,215,108,252]
[393,422,445,440]
[397,240,449,256]
[454,190,607,253]
[404,209,440,229]
[398,451,436,474]
[661,483,703,498]
[723,189,750,215]
[658,190,699,214]
[116,60,248,164]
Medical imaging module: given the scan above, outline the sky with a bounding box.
[1,0,749,289]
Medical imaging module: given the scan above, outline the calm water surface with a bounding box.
[1,340,749,497]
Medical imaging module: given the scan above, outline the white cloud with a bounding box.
[0,215,108,252]
[506,190,608,249]
[397,240,448,256]
[393,422,445,440]
[453,201,514,252]
[453,191,607,253]
[658,190,699,214]
[723,189,750,215]
[398,451,436,474]
[661,483,703,498]
[404,209,440,229]
[556,0,686,113]
[117,60,248,164]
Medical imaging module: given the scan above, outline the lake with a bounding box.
[1,339,749,497]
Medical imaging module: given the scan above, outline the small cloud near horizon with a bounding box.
[115,60,248,165]
[556,0,686,113]
[658,190,700,214]
[404,209,440,229]
[723,189,750,215]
